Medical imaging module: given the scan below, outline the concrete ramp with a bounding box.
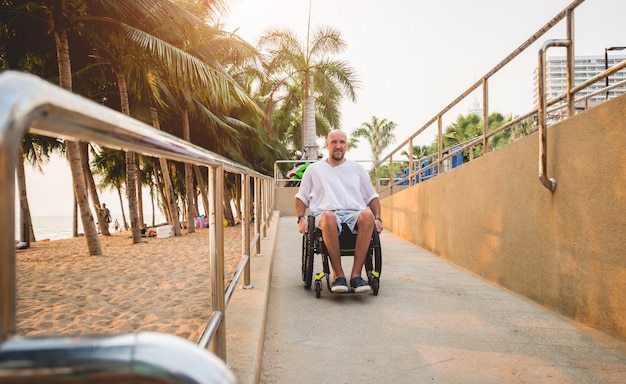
[259,217,626,383]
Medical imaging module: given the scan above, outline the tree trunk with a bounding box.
[193,165,209,217]
[154,164,170,222]
[54,27,101,255]
[223,186,235,226]
[73,197,78,237]
[150,107,181,236]
[116,187,128,231]
[137,162,144,228]
[182,110,195,233]
[16,149,35,244]
[67,141,102,254]
[234,178,242,223]
[115,70,141,243]
[81,143,110,236]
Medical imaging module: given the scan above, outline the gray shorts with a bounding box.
[314,210,361,235]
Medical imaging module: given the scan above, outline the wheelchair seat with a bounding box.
[301,216,382,298]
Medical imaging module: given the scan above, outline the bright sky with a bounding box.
[21,0,626,216]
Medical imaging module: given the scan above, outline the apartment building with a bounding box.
[533,54,626,111]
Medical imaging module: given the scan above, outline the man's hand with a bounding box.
[374,218,383,234]
[298,216,309,234]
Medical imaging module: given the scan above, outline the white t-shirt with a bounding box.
[295,159,379,215]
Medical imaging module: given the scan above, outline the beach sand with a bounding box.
[14,225,246,343]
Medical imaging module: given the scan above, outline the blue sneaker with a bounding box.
[331,277,349,293]
[350,276,371,293]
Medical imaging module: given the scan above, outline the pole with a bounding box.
[605,48,609,101]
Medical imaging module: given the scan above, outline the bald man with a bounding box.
[295,129,383,293]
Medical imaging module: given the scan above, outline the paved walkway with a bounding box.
[228,215,626,383]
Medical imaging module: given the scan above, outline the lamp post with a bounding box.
[604,46,626,100]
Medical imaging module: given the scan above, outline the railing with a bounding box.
[274,159,376,187]
[0,71,274,382]
[373,0,624,195]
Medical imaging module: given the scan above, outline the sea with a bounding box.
[16,214,167,241]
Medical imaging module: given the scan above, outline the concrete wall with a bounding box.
[273,96,625,340]
[380,95,626,341]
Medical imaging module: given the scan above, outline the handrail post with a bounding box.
[482,78,490,154]
[566,7,576,117]
[242,173,252,288]
[408,138,414,186]
[538,39,571,192]
[262,179,268,239]
[208,165,227,360]
[0,102,20,343]
[437,115,443,176]
[254,177,262,257]
[388,156,393,193]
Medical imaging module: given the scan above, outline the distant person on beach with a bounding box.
[102,203,112,229]
[141,223,156,237]
[114,219,120,232]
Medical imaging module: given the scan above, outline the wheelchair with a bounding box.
[301,215,382,298]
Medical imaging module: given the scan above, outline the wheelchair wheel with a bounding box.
[370,231,382,296]
[301,235,306,282]
[303,216,315,289]
[314,280,322,298]
[373,231,382,276]
[371,277,380,296]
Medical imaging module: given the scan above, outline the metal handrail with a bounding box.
[537,39,572,192]
[0,71,273,378]
[373,0,587,193]
[0,332,237,383]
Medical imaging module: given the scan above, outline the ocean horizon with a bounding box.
[16,214,167,242]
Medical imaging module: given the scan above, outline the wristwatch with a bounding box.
[297,215,305,223]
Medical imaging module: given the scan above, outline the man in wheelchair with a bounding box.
[295,130,383,293]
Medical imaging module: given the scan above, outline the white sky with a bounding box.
[21,0,626,216]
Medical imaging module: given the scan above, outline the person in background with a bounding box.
[114,218,120,232]
[140,223,156,237]
[102,203,112,229]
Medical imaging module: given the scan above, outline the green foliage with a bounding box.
[350,116,397,163]
[257,26,359,150]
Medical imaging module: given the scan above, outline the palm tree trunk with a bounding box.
[54,27,101,255]
[182,110,195,233]
[16,149,35,244]
[72,197,78,237]
[193,165,209,217]
[117,186,129,230]
[150,107,181,236]
[81,143,110,236]
[115,70,141,243]
[137,163,144,228]
[223,187,235,226]
[303,73,318,160]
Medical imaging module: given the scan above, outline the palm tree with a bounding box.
[351,116,397,164]
[258,26,359,158]
[17,134,65,245]
[91,147,129,229]
[40,0,103,255]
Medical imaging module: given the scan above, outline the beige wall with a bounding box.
[380,95,626,341]
[273,96,625,340]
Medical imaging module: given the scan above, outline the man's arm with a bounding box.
[295,197,309,234]
[369,197,383,233]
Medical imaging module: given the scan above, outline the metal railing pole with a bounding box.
[242,174,252,287]
[208,165,227,359]
[538,39,571,192]
[254,177,262,256]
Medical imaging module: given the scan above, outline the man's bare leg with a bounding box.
[352,210,374,279]
[320,211,344,279]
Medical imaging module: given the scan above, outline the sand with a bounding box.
[14,226,246,343]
